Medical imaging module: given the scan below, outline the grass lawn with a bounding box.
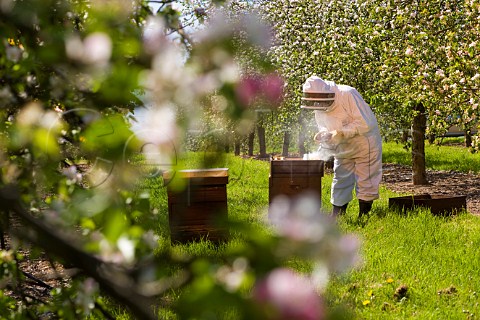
[331,140,480,319]
[330,210,480,319]
[136,143,480,319]
[383,140,480,174]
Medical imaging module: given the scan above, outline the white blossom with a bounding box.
[268,194,361,273]
[82,32,112,65]
[66,32,112,66]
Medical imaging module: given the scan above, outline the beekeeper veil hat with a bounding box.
[301,76,336,111]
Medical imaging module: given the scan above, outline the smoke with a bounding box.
[303,146,333,161]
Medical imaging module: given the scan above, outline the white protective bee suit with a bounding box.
[301,76,382,216]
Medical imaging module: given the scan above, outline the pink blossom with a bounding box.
[235,75,261,108]
[261,73,284,106]
[254,268,325,320]
[268,194,325,242]
[330,234,362,273]
[235,73,284,109]
[405,47,414,56]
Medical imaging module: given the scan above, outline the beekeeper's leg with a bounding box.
[331,157,355,215]
[355,144,382,217]
[332,202,349,216]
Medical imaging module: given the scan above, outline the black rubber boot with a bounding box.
[332,203,348,216]
[358,200,373,217]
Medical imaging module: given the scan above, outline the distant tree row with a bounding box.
[257,0,480,184]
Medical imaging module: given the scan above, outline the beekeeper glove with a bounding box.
[314,131,333,143]
[327,130,344,145]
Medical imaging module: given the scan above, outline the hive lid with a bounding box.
[270,158,324,176]
[163,168,229,180]
[179,168,229,178]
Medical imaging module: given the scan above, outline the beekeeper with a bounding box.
[301,76,382,217]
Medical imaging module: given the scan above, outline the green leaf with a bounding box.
[104,209,128,243]
[33,128,60,158]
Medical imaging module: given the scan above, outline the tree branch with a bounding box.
[0,184,157,320]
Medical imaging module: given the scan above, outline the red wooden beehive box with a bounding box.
[269,158,324,203]
[163,168,229,244]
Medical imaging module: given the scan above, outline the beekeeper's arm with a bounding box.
[314,112,344,145]
[339,90,376,139]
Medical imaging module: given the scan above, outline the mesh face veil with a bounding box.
[301,76,336,111]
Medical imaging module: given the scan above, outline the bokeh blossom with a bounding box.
[235,73,284,108]
[142,16,168,54]
[253,268,325,320]
[75,278,99,314]
[66,32,112,66]
[268,194,362,290]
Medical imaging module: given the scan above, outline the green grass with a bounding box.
[329,209,480,319]
[133,145,480,319]
[142,152,272,239]
[383,140,480,173]
[326,141,480,319]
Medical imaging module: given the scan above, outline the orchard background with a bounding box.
[1,0,480,319]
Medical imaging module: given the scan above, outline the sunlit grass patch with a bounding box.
[383,141,480,173]
[329,207,480,319]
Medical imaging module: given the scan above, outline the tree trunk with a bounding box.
[234,134,241,156]
[465,129,472,147]
[282,131,290,157]
[401,130,409,143]
[224,131,230,153]
[298,112,306,156]
[412,103,428,185]
[257,125,267,158]
[248,131,255,157]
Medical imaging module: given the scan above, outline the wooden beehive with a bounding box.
[389,194,466,216]
[269,158,324,203]
[163,168,229,244]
